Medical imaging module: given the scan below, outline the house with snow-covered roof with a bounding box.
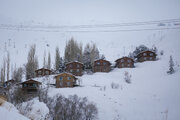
[93,59,111,72]
[115,57,134,68]
[55,72,77,88]
[20,79,42,93]
[65,61,84,76]
[35,68,52,77]
[137,51,157,62]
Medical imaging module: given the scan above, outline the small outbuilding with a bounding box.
[93,59,111,72]
[137,51,156,62]
[55,73,77,88]
[65,61,84,76]
[20,79,41,93]
[35,68,52,77]
[3,79,16,88]
[115,57,134,68]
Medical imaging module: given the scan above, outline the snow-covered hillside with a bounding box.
[0,0,180,120]
[0,99,29,120]
[46,54,180,120]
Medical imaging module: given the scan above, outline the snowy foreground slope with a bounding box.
[45,54,180,120]
[0,99,29,120]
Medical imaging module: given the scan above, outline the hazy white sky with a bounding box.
[0,0,180,25]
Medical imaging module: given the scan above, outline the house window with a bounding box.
[143,53,147,56]
[150,53,153,56]
[103,62,107,65]
[77,64,80,68]
[96,62,100,65]
[59,77,63,80]
[38,71,41,74]
[24,84,27,87]
[76,69,80,72]
[45,71,49,75]
[149,57,153,60]
[127,60,131,63]
[121,59,124,62]
[33,84,36,87]
[144,57,147,60]
[68,77,71,80]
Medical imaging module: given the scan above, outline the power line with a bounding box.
[0,18,180,29]
[0,26,180,33]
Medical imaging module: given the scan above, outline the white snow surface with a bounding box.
[0,99,29,120]
[47,57,180,120]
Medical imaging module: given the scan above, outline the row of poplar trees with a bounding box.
[25,38,101,80]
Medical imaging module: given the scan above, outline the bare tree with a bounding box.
[64,38,83,63]
[124,71,132,84]
[0,58,7,83]
[47,52,51,69]
[46,94,98,120]
[0,68,5,84]
[12,67,23,82]
[83,43,100,70]
[90,43,99,66]
[25,44,39,79]
[55,46,61,72]
[43,50,47,68]
[6,52,10,81]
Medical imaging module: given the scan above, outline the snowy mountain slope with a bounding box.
[47,55,180,120]
[0,29,180,67]
[0,99,29,120]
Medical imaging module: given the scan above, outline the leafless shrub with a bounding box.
[46,94,98,120]
[111,82,119,89]
[8,86,28,104]
[124,71,132,84]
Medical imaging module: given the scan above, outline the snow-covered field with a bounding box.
[47,55,180,120]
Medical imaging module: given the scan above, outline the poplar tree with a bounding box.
[26,44,39,79]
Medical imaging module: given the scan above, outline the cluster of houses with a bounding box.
[0,50,157,98]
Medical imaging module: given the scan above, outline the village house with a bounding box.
[3,79,16,88]
[35,68,52,77]
[115,57,134,68]
[137,51,157,62]
[65,61,84,76]
[20,79,41,93]
[93,59,111,72]
[55,73,77,88]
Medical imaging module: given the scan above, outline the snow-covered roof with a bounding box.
[35,68,52,72]
[115,56,134,62]
[20,79,42,84]
[136,50,157,57]
[94,59,111,64]
[65,61,84,65]
[54,72,77,78]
